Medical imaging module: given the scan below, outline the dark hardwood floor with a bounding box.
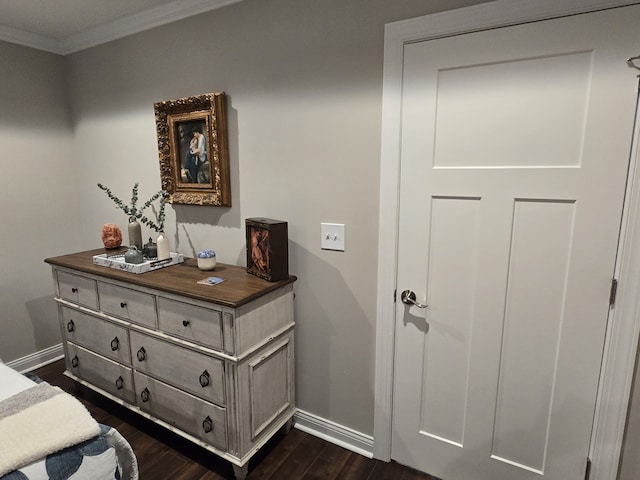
[33,359,437,480]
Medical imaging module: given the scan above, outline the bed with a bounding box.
[0,362,138,480]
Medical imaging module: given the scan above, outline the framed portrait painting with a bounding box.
[154,93,231,206]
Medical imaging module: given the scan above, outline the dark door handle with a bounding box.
[136,347,146,361]
[202,416,213,433]
[141,387,150,402]
[199,370,210,387]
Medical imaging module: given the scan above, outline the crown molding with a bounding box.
[0,23,61,54]
[0,0,244,55]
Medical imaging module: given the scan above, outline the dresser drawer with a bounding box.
[98,282,156,328]
[134,371,227,450]
[66,343,135,403]
[62,306,131,365]
[57,271,98,310]
[157,297,223,351]
[130,331,225,406]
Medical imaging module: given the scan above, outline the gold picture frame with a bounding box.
[154,93,231,206]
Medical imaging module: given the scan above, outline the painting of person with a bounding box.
[250,228,269,273]
[176,121,207,183]
[190,126,208,183]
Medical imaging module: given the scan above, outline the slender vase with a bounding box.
[157,232,170,260]
[128,217,142,250]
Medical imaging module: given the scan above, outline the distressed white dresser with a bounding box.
[45,248,296,480]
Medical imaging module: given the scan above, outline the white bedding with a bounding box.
[0,381,102,476]
[0,363,36,401]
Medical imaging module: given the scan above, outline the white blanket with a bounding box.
[0,380,101,476]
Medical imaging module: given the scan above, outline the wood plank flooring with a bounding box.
[33,359,438,480]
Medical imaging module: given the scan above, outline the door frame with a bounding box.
[373,1,640,478]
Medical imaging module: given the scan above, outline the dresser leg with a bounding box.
[280,417,294,435]
[233,464,248,480]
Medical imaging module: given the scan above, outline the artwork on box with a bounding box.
[245,218,289,282]
[154,93,231,206]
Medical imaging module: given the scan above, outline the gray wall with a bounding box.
[0,42,81,362]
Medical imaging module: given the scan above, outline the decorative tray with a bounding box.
[92,252,184,274]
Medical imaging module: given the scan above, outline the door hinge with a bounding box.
[585,457,592,480]
[609,278,618,307]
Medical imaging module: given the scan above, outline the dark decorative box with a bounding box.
[245,218,289,282]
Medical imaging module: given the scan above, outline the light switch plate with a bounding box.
[321,223,345,251]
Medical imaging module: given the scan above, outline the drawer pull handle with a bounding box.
[182,319,190,327]
[120,302,127,308]
[66,319,75,332]
[71,355,79,368]
[199,370,210,388]
[115,376,124,390]
[71,287,78,293]
[141,387,150,403]
[202,416,213,433]
[136,347,146,362]
[110,337,120,351]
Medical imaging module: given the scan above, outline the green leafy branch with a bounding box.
[98,182,169,233]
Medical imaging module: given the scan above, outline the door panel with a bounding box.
[492,199,574,472]
[392,6,639,480]
[420,196,480,447]
[434,52,593,168]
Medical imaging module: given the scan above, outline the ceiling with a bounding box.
[0,0,242,55]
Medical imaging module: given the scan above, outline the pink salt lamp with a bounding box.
[101,223,123,249]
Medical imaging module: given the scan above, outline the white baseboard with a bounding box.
[293,409,374,458]
[6,343,64,373]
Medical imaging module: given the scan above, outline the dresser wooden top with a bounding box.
[45,248,296,308]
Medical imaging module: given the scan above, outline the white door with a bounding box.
[392,6,640,480]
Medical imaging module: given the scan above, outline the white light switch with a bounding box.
[321,223,345,251]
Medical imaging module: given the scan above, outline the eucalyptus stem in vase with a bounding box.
[97,183,169,253]
[151,193,171,260]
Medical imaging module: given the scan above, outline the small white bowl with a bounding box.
[197,257,217,271]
